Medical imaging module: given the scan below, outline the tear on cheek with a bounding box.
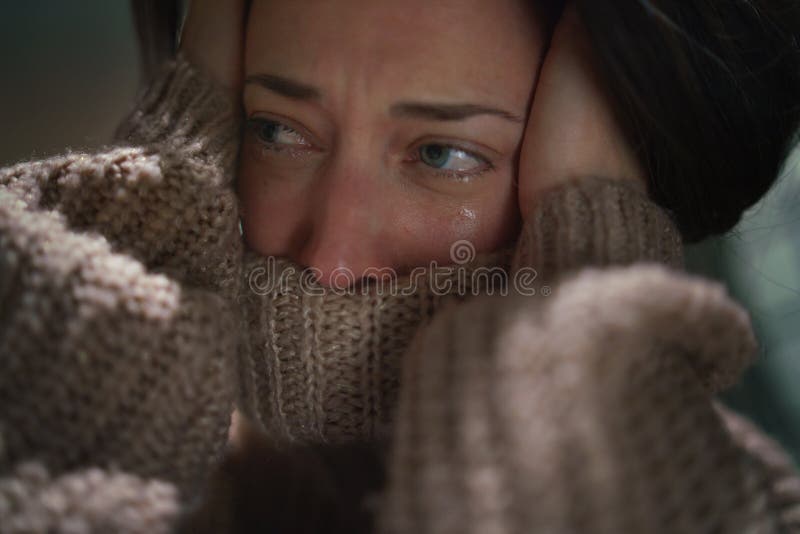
[450,206,479,238]
[460,207,477,221]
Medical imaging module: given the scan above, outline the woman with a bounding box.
[1,0,799,532]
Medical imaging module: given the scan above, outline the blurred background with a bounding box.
[0,3,139,165]
[1,3,798,462]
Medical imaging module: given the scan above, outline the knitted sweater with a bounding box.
[1,56,799,533]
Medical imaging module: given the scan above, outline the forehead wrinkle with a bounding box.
[360,7,537,108]
[247,0,541,120]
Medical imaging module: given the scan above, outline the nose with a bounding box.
[292,160,387,289]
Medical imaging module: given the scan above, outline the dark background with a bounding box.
[0,3,138,164]
[2,2,799,462]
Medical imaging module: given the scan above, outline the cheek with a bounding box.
[392,172,521,267]
[236,156,309,256]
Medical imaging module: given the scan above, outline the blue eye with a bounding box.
[419,144,485,172]
[248,118,309,147]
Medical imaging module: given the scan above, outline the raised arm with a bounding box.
[0,50,242,497]
[377,176,799,533]
[377,0,800,528]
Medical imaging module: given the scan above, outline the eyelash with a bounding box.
[245,117,315,159]
[245,116,495,182]
[405,145,494,182]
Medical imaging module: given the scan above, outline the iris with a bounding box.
[421,144,450,168]
[419,144,483,172]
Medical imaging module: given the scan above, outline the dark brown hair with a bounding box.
[130,0,183,83]
[576,1,800,242]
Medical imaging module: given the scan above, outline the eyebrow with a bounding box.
[245,73,523,123]
[245,74,321,100]
[389,102,523,123]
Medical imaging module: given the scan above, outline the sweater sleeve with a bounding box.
[377,176,799,533]
[0,54,242,506]
[510,175,684,285]
[1,54,242,297]
[0,461,180,534]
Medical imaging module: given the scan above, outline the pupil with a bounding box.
[260,122,278,142]
[422,145,449,167]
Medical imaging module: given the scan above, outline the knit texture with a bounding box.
[237,248,512,445]
[716,403,800,529]
[0,462,179,534]
[0,54,242,506]
[374,179,798,534]
[1,54,799,533]
[377,267,768,533]
[511,176,684,281]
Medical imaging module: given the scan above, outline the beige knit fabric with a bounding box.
[237,247,512,445]
[233,177,678,447]
[374,180,798,533]
[0,462,179,534]
[378,266,771,533]
[0,56,241,508]
[717,403,800,529]
[511,176,685,281]
[1,54,799,533]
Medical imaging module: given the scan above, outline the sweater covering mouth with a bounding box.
[235,246,513,445]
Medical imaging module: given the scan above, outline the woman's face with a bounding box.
[239,0,544,287]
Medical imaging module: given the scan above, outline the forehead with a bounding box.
[246,0,543,105]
